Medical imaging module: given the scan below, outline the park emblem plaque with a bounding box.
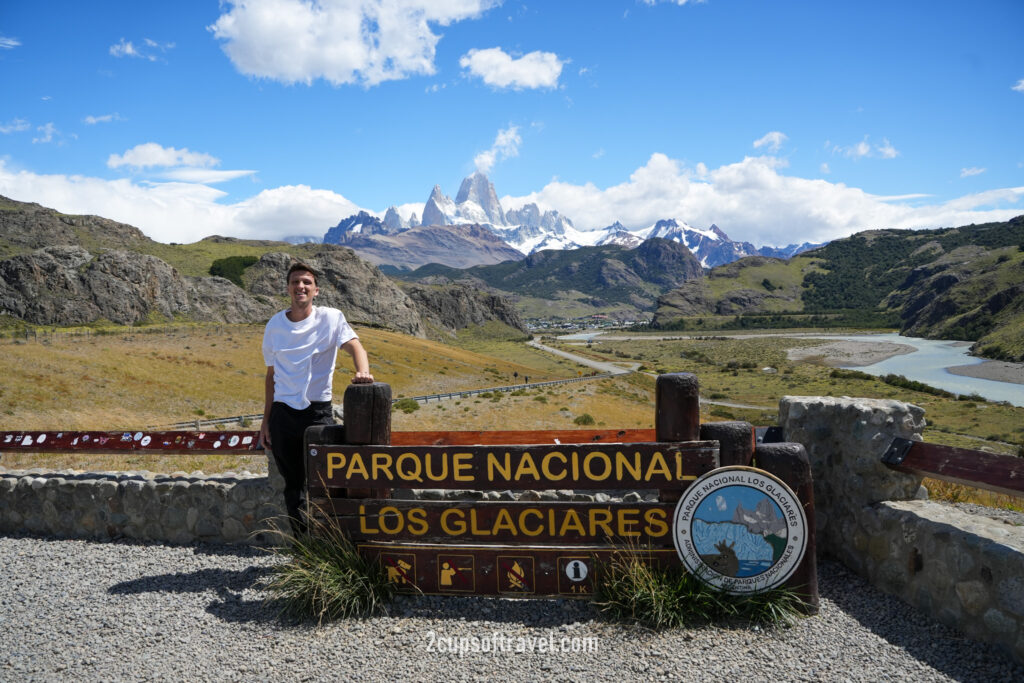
[672,466,808,595]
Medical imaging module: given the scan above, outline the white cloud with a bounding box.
[0,36,21,49]
[1012,79,1024,93]
[593,148,605,159]
[109,38,174,61]
[32,123,57,144]
[961,167,986,178]
[641,1,703,5]
[474,125,521,174]
[0,160,362,243]
[159,168,257,184]
[110,39,142,59]
[209,0,498,87]
[504,152,1024,247]
[459,47,564,90]
[108,143,219,170]
[84,113,122,125]
[753,131,787,153]
[819,162,830,174]
[831,135,899,160]
[715,495,727,511]
[0,118,30,134]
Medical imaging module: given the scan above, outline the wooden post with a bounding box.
[655,373,700,442]
[343,382,392,498]
[754,441,819,614]
[700,421,755,467]
[656,373,702,502]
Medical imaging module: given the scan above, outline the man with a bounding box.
[259,262,374,534]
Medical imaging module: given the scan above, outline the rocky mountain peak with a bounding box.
[382,206,407,232]
[455,172,505,226]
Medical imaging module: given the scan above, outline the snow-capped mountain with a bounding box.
[320,172,823,270]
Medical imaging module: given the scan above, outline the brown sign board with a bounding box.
[360,542,679,597]
[306,441,719,492]
[0,430,260,455]
[316,499,679,546]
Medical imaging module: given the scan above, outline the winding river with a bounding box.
[559,331,1024,407]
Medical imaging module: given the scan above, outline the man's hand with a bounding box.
[258,421,272,449]
[351,371,374,384]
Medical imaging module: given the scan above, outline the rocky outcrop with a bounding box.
[0,245,276,325]
[402,282,527,337]
[0,195,155,258]
[455,172,506,226]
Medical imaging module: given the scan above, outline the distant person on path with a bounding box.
[258,262,374,534]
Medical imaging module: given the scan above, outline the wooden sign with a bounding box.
[306,441,720,492]
[360,542,679,597]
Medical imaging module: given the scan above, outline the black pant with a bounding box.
[268,400,334,534]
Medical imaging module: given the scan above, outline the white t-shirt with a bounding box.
[262,306,358,410]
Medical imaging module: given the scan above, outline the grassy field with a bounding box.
[3,324,1022,512]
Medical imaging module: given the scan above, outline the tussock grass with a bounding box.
[262,512,398,622]
[593,550,805,630]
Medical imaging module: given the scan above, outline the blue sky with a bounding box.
[1,0,1022,246]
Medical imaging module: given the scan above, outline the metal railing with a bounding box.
[150,373,616,430]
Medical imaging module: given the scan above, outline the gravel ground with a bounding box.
[2,535,1022,682]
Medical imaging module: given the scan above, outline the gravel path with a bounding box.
[2,535,1021,682]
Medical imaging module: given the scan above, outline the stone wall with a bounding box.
[0,460,286,544]
[780,396,1024,664]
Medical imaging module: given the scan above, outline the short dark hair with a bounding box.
[287,262,318,286]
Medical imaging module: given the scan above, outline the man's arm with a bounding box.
[259,366,274,448]
[341,338,374,384]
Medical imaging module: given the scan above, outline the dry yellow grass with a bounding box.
[1,324,662,473]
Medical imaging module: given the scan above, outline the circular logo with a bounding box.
[564,559,588,582]
[140,435,151,447]
[672,466,807,595]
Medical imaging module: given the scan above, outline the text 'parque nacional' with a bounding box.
[310,443,719,489]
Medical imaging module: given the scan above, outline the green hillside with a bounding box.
[653,216,1024,360]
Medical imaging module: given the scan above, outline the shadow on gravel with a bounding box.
[817,559,1024,677]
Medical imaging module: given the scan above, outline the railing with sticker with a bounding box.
[0,430,260,454]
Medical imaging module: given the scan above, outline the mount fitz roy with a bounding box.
[321,171,822,270]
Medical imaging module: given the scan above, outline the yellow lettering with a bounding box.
[407,507,428,536]
[371,453,393,481]
[519,508,543,536]
[615,450,641,482]
[358,504,378,534]
[492,508,517,536]
[441,509,466,535]
[571,451,579,481]
[644,508,668,537]
[514,452,541,481]
[644,451,672,481]
[617,508,640,537]
[345,452,369,480]
[453,453,473,482]
[488,451,511,482]
[558,509,586,536]
[675,451,682,481]
[588,509,614,538]
[541,451,567,481]
[378,506,404,534]
[470,509,491,536]
[327,452,346,479]
[396,453,424,483]
[583,451,611,481]
[425,451,448,481]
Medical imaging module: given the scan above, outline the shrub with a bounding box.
[209,255,258,287]
[392,398,420,414]
[593,551,805,629]
[262,512,396,622]
[574,413,596,425]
